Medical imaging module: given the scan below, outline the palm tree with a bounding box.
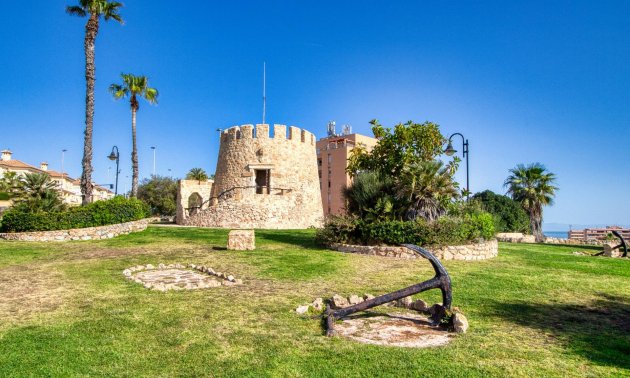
[109,74,159,198]
[396,160,459,222]
[67,0,123,205]
[186,168,209,182]
[504,163,558,242]
[343,171,401,221]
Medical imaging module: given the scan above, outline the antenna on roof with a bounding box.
[342,124,352,135]
[327,121,336,137]
[262,62,266,125]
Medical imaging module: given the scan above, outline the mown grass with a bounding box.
[0,226,628,377]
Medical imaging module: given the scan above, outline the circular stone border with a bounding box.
[123,263,243,291]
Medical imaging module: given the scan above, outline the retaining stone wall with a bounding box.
[331,239,498,261]
[0,219,150,242]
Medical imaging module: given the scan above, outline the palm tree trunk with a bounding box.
[80,14,99,205]
[530,211,544,243]
[131,106,139,197]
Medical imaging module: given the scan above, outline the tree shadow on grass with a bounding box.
[488,293,630,370]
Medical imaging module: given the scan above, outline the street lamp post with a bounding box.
[444,133,470,199]
[150,146,156,176]
[107,146,120,195]
[61,149,67,175]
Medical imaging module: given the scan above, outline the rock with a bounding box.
[396,296,413,308]
[158,263,166,269]
[227,230,256,250]
[223,280,235,286]
[234,279,243,285]
[453,313,469,333]
[207,267,215,274]
[348,294,363,305]
[295,305,310,314]
[331,294,350,309]
[410,299,429,312]
[145,264,155,270]
[428,304,446,322]
[190,264,197,269]
[363,294,375,301]
[122,269,132,277]
[227,275,236,282]
[312,297,324,311]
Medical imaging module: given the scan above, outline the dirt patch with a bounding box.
[335,312,454,348]
[0,265,74,325]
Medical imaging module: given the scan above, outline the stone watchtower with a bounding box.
[179,123,323,229]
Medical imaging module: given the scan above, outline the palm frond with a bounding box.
[66,5,87,17]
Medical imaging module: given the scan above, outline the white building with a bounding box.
[0,149,113,208]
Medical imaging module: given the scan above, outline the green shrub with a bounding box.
[316,211,495,247]
[314,216,358,245]
[0,196,150,232]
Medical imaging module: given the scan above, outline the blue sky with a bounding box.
[1,1,629,227]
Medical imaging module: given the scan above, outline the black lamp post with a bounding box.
[107,146,120,195]
[445,133,469,198]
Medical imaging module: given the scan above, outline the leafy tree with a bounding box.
[396,160,460,221]
[347,119,451,177]
[504,163,558,242]
[109,74,159,198]
[137,175,177,216]
[12,173,66,213]
[186,168,209,182]
[67,0,124,204]
[472,190,530,234]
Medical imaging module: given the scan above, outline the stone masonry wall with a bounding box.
[183,123,324,229]
[0,219,150,242]
[176,179,214,224]
[331,239,498,261]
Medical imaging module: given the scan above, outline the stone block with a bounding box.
[227,230,255,250]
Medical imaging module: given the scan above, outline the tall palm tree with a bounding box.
[67,0,123,205]
[396,160,459,222]
[504,163,558,242]
[109,74,159,197]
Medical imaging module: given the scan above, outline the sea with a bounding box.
[544,231,568,239]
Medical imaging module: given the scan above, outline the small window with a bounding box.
[255,169,270,194]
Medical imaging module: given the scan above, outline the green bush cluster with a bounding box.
[0,196,150,232]
[315,211,495,247]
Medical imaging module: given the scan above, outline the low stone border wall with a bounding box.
[0,218,150,242]
[331,239,498,261]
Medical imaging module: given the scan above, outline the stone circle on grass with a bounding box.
[123,263,243,292]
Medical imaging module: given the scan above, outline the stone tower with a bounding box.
[179,123,324,229]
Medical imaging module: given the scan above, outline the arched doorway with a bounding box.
[188,192,203,216]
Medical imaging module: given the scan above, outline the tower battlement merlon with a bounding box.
[273,124,287,140]
[255,124,269,138]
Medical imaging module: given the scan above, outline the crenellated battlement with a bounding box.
[221,123,314,145]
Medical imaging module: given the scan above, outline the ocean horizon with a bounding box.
[543,231,568,239]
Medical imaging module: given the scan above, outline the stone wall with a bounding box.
[331,239,498,261]
[496,233,536,243]
[176,179,214,224]
[0,219,150,242]
[182,123,324,229]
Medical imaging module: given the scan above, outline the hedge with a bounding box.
[0,196,150,232]
[316,212,495,247]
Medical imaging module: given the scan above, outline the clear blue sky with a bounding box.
[1,1,629,227]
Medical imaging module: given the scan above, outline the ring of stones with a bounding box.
[123,263,243,291]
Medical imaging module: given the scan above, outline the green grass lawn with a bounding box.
[0,226,628,377]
